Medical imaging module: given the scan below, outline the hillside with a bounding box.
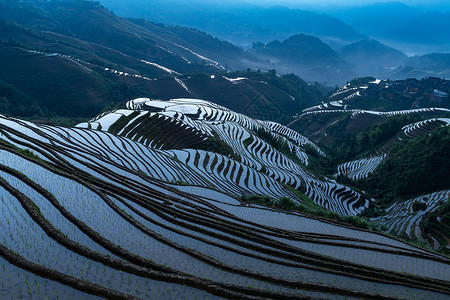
[0,0,263,74]
[252,34,343,67]
[128,19,261,71]
[1,99,450,298]
[0,46,326,122]
[79,98,367,215]
[360,125,450,201]
[0,2,330,123]
[397,53,450,80]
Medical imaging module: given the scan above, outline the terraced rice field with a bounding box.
[373,191,450,246]
[0,112,449,299]
[402,118,450,138]
[293,107,450,124]
[80,98,367,216]
[336,154,386,180]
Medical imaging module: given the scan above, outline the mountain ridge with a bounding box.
[98,0,365,47]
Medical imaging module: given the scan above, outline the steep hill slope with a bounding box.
[79,98,367,216]
[0,0,257,74]
[0,47,107,117]
[0,46,325,122]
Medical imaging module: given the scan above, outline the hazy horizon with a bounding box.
[226,0,450,11]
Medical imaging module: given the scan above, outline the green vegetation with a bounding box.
[412,202,427,212]
[0,47,147,119]
[265,72,328,111]
[240,194,315,213]
[359,126,450,206]
[442,201,450,226]
[195,134,239,161]
[303,147,333,179]
[0,80,45,118]
[251,127,332,178]
[252,127,322,172]
[242,136,253,148]
[328,114,423,164]
[17,148,39,160]
[253,128,295,158]
[232,70,328,111]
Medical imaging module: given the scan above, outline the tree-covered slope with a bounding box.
[361,126,450,202]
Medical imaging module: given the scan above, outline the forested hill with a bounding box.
[0,0,328,123]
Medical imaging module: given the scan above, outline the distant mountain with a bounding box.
[98,0,365,48]
[252,34,342,66]
[382,53,450,80]
[250,34,355,84]
[329,2,421,37]
[408,53,450,73]
[96,0,450,83]
[340,39,408,76]
[329,2,450,55]
[127,19,261,71]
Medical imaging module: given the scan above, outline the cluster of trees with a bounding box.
[252,127,304,164]
[0,80,46,118]
[359,126,450,206]
[327,114,423,164]
[196,134,239,161]
[265,71,329,109]
[252,127,331,178]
